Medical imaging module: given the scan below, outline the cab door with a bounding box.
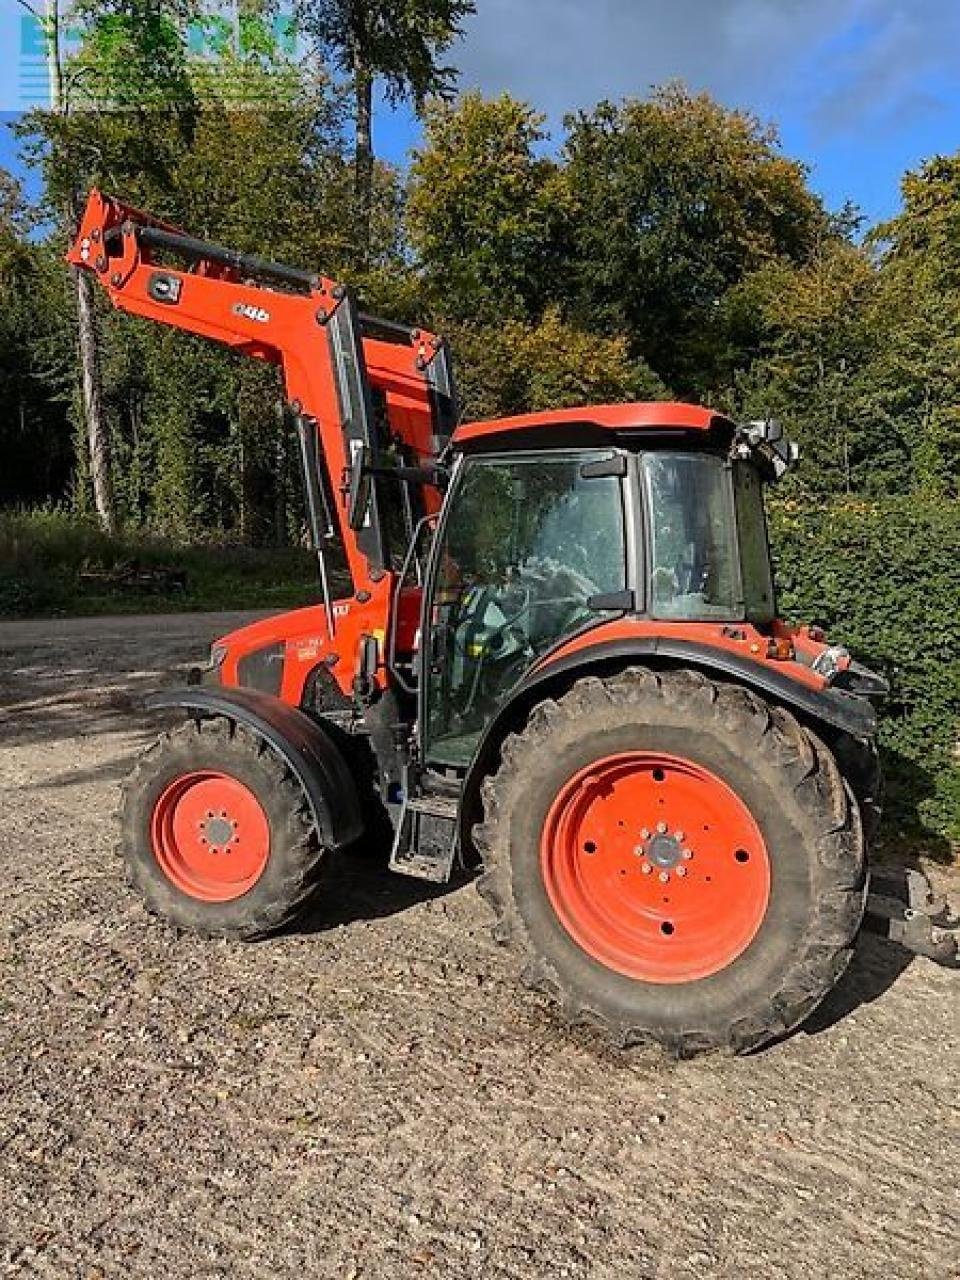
[420,450,629,769]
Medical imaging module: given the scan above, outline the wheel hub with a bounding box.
[539,751,771,984]
[202,815,235,849]
[644,831,684,869]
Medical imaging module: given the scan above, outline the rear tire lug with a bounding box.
[659,871,670,883]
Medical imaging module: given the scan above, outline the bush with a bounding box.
[0,509,323,617]
[769,496,960,844]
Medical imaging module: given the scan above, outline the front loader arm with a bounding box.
[67,190,453,607]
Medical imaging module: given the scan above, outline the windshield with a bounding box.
[643,453,742,619]
[425,453,626,767]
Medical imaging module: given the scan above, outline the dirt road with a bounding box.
[1,613,957,1279]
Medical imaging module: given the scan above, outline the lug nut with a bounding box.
[674,830,685,842]
[659,871,670,883]
[676,866,687,878]
[641,862,652,875]
[640,827,650,840]
[682,848,693,860]
[656,821,668,835]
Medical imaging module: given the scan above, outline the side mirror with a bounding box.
[347,443,373,530]
[739,419,798,482]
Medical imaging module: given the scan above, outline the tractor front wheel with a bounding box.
[475,668,866,1056]
[120,717,326,939]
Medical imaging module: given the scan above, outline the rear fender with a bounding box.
[145,686,364,849]
[459,638,878,860]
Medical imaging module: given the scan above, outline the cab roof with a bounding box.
[452,401,737,452]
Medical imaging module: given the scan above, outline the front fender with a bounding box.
[458,637,877,860]
[145,686,364,849]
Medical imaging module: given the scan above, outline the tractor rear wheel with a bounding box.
[120,717,326,939]
[475,667,866,1056]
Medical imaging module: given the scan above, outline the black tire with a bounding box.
[831,731,884,846]
[120,716,326,939]
[474,667,867,1057]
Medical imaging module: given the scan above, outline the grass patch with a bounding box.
[0,509,326,618]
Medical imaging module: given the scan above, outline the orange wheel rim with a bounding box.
[150,771,270,902]
[540,752,771,983]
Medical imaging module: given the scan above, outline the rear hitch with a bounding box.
[864,866,959,965]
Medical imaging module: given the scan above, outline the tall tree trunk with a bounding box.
[74,265,116,532]
[47,0,116,533]
[354,63,374,266]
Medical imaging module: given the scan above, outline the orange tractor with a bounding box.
[68,191,956,1056]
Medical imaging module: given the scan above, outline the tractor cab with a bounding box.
[422,405,792,770]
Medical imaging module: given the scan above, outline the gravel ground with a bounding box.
[0,612,957,1280]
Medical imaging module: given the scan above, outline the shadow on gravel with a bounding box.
[288,840,474,935]
[799,931,915,1040]
[0,674,165,751]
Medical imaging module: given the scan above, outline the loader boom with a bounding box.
[67,189,456,686]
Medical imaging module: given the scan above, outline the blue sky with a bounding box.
[3,0,960,226]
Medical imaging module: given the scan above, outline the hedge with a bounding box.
[768,496,960,847]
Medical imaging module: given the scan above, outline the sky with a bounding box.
[3,0,960,225]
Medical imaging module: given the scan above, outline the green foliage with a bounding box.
[770,497,960,842]
[408,92,565,323]
[294,0,475,106]
[71,0,199,109]
[0,509,320,617]
[727,236,885,493]
[559,86,828,395]
[0,183,75,507]
[452,307,666,422]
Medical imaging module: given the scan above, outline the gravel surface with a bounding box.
[1,613,957,1279]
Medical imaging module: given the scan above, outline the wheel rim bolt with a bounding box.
[674,830,685,842]
[640,827,650,840]
[682,848,693,860]
[659,871,669,883]
[676,866,687,878]
[656,821,668,835]
[641,862,652,875]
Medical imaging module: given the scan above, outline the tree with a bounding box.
[862,155,960,496]
[561,85,827,396]
[295,0,474,263]
[451,306,666,423]
[726,234,881,494]
[0,171,75,506]
[407,92,566,325]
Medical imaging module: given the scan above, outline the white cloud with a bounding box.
[453,0,960,139]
